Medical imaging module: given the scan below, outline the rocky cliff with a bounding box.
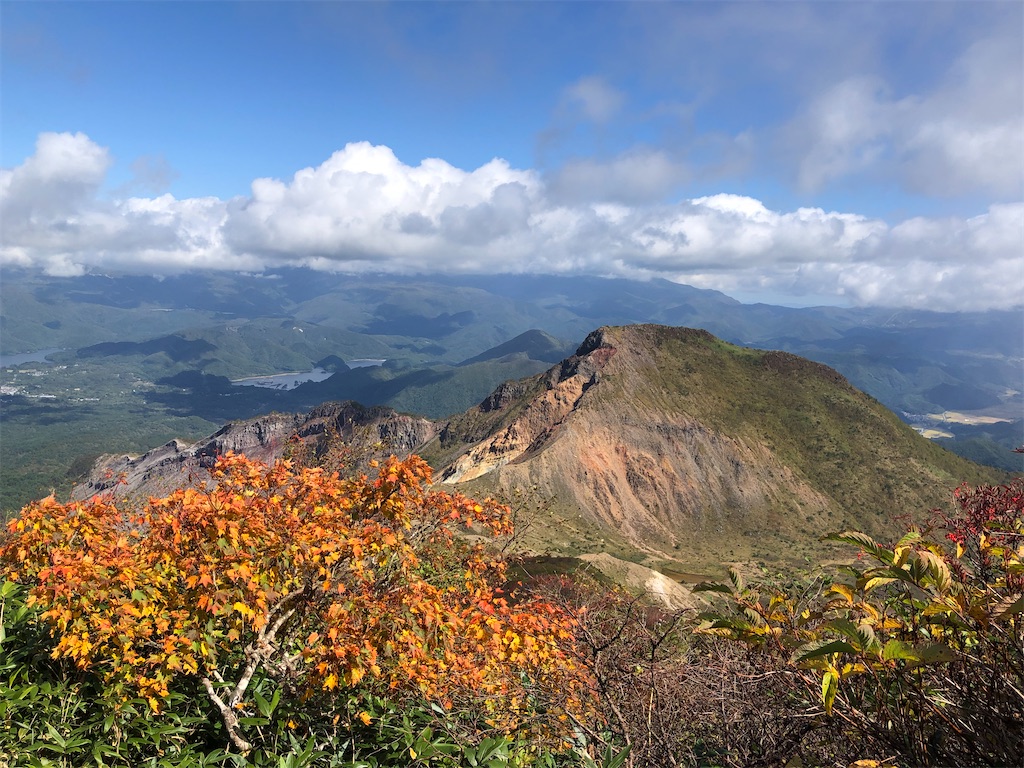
[73,401,437,500]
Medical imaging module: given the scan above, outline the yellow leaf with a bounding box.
[829,583,855,603]
[822,670,838,716]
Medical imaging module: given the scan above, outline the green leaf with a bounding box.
[824,618,862,649]
[742,607,766,627]
[916,550,952,594]
[916,642,957,665]
[793,638,857,664]
[269,685,281,716]
[45,723,67,750]
[601,745,631,768]
[827,618,880,655]
[707,617,756,633]
[881,639,957,666]
[895,530,923,547]
[237,715,269,727]
[826,531,894,564]
[856,622,878,655]
[821,670,838,715]
[728,567,745,593]
[882,639,919,662]
[254,689,271,718]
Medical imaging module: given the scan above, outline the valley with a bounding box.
[1,269,1021,518]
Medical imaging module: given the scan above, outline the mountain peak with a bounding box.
[425,324,998,571]
[458,329,574,366]
[71,323,1001,573]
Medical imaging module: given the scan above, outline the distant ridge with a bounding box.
[74,402,437,500]
[458,329,574,366]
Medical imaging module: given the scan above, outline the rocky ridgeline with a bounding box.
[73,402,437,500]
[421,324,998,567]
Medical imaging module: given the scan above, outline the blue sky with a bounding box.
[2,1,1022,310]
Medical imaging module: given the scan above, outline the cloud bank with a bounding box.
[789,32,1023,199]
[2,132,1021,311]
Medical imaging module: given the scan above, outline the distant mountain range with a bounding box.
[73,325,1005,575]
[5,268,1020,414]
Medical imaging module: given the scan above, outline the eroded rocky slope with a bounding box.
[73,401,437,500]
[421,325,999,569]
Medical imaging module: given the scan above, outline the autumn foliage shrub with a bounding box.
[697,478,1024,766]
[1,453,591,762]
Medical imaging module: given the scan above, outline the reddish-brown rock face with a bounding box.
[425,325,996,568]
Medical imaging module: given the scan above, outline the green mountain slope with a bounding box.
[424,325,1006,573]
[458,329,574,366]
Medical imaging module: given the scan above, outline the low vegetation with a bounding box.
[690,477,1024,766]
[2,447,1021,766]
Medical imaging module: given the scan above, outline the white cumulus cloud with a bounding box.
[2,132,1021,311]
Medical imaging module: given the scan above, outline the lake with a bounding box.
[0,348,63,368]
[232,368,334,391]
[230,359,385,390]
